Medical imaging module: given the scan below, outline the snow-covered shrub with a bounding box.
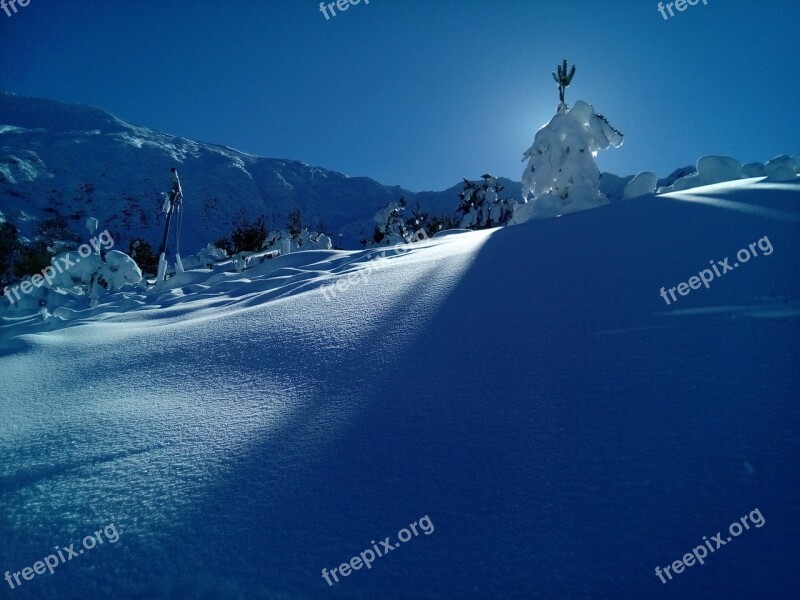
[249,209,333,254]
[47,249,141,295]
[1,246,142,312]
[101,250,143,288]
[261,229,332,254]
[184,243,229,268]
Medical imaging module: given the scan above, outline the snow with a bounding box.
[658,155,743,193]
[742,162,766,177]
[1,176,799,598]
[656,154,799,192]
[764,154,798,181]
[623,171,658,199]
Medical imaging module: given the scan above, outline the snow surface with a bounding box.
[1,178,799,598]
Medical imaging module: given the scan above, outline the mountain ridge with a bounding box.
[0,92,685,253]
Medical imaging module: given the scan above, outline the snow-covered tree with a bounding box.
[516,61,623,221]
[457,175,515,229]
[370,199,409,246]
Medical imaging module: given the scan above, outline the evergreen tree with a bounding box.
[128,238,159,275]
[229,214,269,253]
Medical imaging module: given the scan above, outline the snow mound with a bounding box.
[101,250,143,288]
[623,172,658,198]
[658,155,742,193]
[2,247,142,313]
[764,154,798,182]
[742,162,766,177]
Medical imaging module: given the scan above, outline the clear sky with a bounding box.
[1,0,798,191]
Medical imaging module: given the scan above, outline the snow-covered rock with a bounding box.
[100,250,143,288]
[764,154,797,182]
[623,172,658,198]
[179,243,230,270]
[658,155,742,193]
[742,162,766,178]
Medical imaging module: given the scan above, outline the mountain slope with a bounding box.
[0,92,432,250]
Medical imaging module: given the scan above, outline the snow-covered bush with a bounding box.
[261,228,332,254]
[47,249,141,295]
[262,210,332,253]
[101,250,143,288]
[519,100,623,219]
[2,246,142,313]
[176,243,229,270]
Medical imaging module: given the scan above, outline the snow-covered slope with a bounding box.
[1,177,798,598]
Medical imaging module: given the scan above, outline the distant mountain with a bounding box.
[0,92,659,253]
[0,93,450,251]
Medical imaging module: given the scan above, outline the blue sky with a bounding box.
[1,0,798,191]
